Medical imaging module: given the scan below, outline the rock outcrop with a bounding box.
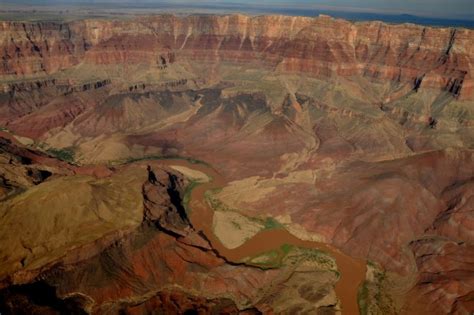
[1,13,473,314]
[0,141,341,314]
[1,15,473,99]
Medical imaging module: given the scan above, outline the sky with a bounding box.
[276,0,473,18]
[2,0,474,20]
[250,0,473,20]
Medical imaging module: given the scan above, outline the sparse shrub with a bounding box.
[46,147,75,163]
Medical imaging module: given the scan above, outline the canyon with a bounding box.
[0,13,473,314]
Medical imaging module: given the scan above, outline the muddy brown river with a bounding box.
[161,159,367,315]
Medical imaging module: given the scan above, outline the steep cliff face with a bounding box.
[405,239,474,315]
[1,15,473,99]
[0,140,341,314]
[1,14,473,314]
[0,21,87,75]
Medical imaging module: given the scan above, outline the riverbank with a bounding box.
[159,159,367,314]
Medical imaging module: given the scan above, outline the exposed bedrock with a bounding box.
[0,13,473,315]
[0,142,340,314]
[1,15,473,99]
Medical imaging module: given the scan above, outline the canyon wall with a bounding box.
[1,14,473,99]
[1,14,474,314]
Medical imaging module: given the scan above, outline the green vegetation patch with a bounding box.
[357,262,397,315]
[204,189,337,271]
[246,244,294,269]
[244,244,337,272]
[248,249,281,269]
[284,247,337,272]
[263,217,284,230]
[358,281,370,315]
[280,243,294,255]
[183,180,200,213]
[46,147,75,163]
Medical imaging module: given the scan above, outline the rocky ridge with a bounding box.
[0,13,473,314]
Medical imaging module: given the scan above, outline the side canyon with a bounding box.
[0,14,473,314]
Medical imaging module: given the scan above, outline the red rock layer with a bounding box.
[0,21,86,75]
[405,239,474,315]
[1,15,473,99]
[0,158,336,314]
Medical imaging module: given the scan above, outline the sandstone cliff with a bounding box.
[0,139,342,314]
[1,14,473,315]
[1,15,473,99]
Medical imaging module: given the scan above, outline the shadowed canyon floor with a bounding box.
[0,13,474,315]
